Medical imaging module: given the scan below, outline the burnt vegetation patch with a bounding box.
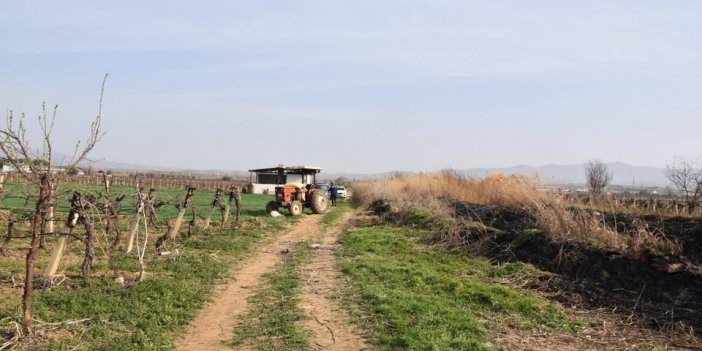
[424,202,702,341]
[599,212,702,266]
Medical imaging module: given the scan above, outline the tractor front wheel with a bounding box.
[266,201,279,213]
[289,201,303,216]
[310,191,328,214]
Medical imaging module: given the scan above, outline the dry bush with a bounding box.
[353,173,627,250]
[533,203,624,249]
[625,218,683,257]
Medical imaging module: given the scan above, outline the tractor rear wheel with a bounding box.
[289,201,303,216]
[310,191,328,214]
[266,201,279,213]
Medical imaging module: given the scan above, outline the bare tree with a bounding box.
[586,159,612,200]
[0,75,106,335]
[666,157,702,215]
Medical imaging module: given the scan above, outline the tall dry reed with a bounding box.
[353,173,626,249]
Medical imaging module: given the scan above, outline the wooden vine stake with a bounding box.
[170,186,195,239]
[45,192,80,277]
[157,186,194,249]
[203,188,222,230]
[126,184,145,254]
[135,203,150,281]
[0,173,5,199]
[43,181,57,242]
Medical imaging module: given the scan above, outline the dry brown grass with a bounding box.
[354,172,543,208]
[353,173,627,250]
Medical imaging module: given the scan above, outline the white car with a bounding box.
[335,186,348,198]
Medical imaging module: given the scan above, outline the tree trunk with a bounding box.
[224,186,241,226]
[0,220,15,256]
[233,187,242,222]
[187,205,197,236]
[0,175,10,256]
[23,175,51,335]
[81,216,96,276]
[102,173,112,240]
[145,189,159,229]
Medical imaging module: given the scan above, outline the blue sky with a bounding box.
[1,1,700,173]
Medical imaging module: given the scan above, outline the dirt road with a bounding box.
[176,215,320,350]
[299,212,368,350]
[176,212,366,350]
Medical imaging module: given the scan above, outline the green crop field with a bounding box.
[0,182,274,221]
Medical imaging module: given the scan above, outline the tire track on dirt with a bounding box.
[175,215,321,351]
[299,213,369,351]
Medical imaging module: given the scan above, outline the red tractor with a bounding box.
[266,185,328,216]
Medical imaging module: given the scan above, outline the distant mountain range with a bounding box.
[77,158,670,187]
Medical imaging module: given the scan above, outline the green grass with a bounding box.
[337,226,578,351]
[230,241,310,350]
[319,202,350,228]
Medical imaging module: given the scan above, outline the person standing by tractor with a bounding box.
[295,184,306,202]
[330,182,338,207]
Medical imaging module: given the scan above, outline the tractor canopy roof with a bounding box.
[248,165,322,175]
